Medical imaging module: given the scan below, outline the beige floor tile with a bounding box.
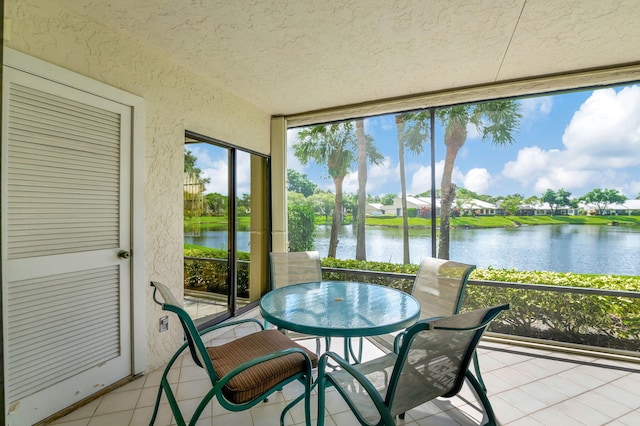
[44,311,640,426]
[50,420,91,426]
[87,410,134,426]
[94,389,141,415]
[50,398,101,423]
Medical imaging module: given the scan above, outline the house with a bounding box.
[393,196,499,217]
[365,202,387,216]
[3,1,640,424]
[581,199,640,216]
[457,198,498,216]
[392,196,432,216]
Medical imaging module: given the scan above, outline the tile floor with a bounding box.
[48,309,640,426]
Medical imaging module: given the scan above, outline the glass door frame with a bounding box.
[185,130,271,328]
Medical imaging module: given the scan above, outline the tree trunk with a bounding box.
[329,177,344,258]
[396,114,410,264]
[355,119,367,260]
[438,123,466,260]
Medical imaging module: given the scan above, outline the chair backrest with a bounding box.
[270,251,322,288]
[412,257,476,318]
[387,304,509,417]
[150,281,217,381]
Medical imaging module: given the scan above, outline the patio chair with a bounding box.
[269,251,326,353]
[149,281,317,426]
[369,257,488,390]
[270,250,322,287]
[317,304,509,426]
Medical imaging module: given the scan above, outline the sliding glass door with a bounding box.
[184,132,270,326]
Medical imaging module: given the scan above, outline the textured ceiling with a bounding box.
[59,0,640,116]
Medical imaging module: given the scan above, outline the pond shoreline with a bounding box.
[361,214,640,230]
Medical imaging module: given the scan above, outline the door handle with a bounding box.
[117,250,131,259]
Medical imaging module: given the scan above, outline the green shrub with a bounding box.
[465,268,640,351]
[319,259,640,352]
[320,257,419,293]
[288,204,316,251]
[184,245,250,298]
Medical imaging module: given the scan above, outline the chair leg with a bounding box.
[280,376,313,426]
[317,375,327,426]
[465,370,497,426]
[347,337,364,364]
[472,350,487,393]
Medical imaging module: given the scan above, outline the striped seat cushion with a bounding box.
[207,329,318,404]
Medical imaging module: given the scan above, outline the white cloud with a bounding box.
[235,151,252,197]
[342,171,358,194]
[520,96,553,118]
[365,115,395,133]
[463,168,492,193]
[367,156,399,194]
[408,160,467,194]
[627,180,640,198]
[562,86,640,169]
[286,128,305,173]
[200,159,229,195]
[189,145,228,195]
[501,86,640,197]
[502,146,552,186]
[343,156,400,196]
[466,122,481,140]
[408,165,433,194]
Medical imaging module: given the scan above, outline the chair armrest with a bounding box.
[318,352,387,411]
[393,331,406,353]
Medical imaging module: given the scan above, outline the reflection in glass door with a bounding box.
[184,132,270,327]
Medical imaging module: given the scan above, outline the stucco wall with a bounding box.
[6,0,271,370]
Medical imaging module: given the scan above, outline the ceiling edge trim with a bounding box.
[285,63,640,128]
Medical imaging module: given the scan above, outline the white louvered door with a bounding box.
[2,66,132,425]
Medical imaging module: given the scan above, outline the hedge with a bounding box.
[184,245,250,298]
[318,258,640,353]
[182,250,640,352]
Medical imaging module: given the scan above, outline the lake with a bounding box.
[185,224,640,276]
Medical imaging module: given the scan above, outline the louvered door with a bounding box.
[2,66,132,425]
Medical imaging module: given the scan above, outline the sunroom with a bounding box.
[2,1,640,425]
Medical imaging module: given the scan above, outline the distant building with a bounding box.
[366,203,387,216]
[392,196,439,217]
[457,199,498,216]
[392,196,502,217]
[580,199,640,215]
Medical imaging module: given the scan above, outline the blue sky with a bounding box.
[288,84,640,200]
[192,84,640,200]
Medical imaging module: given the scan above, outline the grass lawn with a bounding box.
[186,214,640,230]
[366,214,640,229]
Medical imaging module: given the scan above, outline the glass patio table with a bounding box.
[259,280,421,362]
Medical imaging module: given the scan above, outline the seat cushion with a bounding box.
[207,329,318,404]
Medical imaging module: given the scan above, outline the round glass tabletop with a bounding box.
[259,281,420,338]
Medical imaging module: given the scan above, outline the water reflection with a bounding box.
[314,224,640,276]
[184,224,640,276]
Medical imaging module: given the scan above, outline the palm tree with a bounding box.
[294,122,357,258]
[355,119,383,260]
[395,112,431,264]
[355,119,368,260]
[437,100,521,259]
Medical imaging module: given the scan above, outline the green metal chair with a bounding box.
[317,304,509,426]
[368,257,488,390]
[269,251,326,354]
[149,281,317,426]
